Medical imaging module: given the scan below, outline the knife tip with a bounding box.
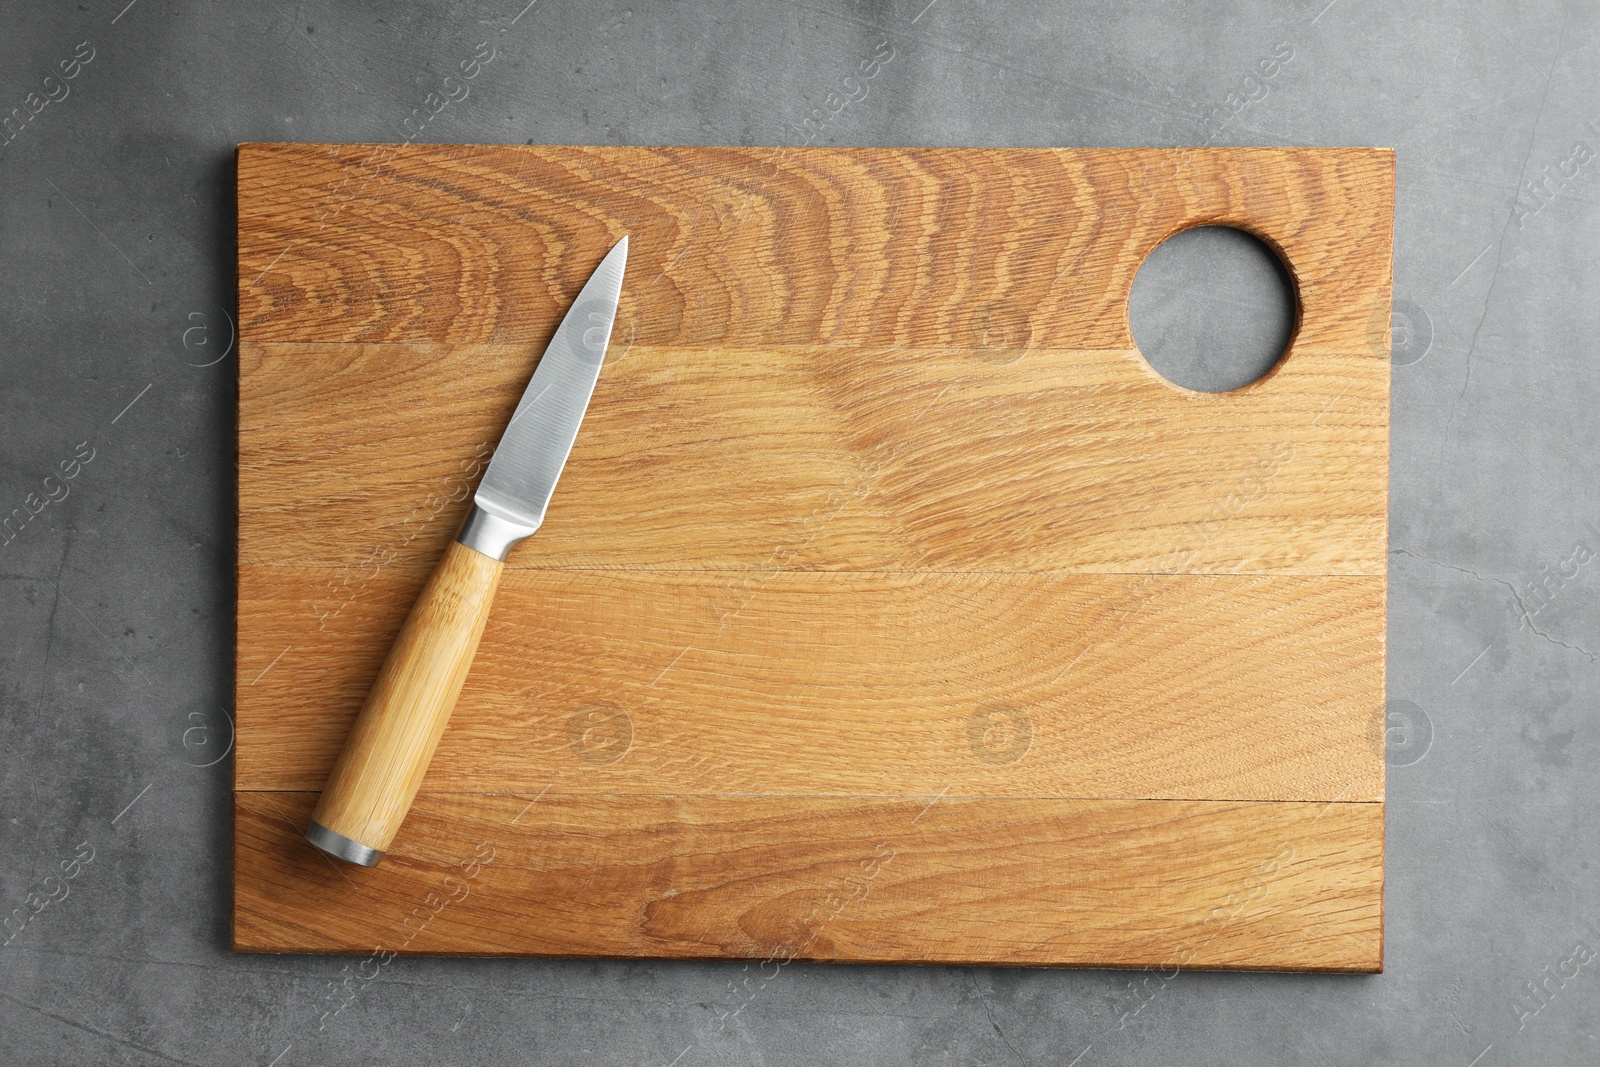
[603,234,629,276]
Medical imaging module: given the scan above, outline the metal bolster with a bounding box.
[455,503,539,561]
[306,820,385,867]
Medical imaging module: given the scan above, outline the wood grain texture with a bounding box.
[235,142,1392,968]
[312,540,504,855]
[239,339,1386,575]
[235,791,1383,971]
[237,144,1392,353]
[239,564,1385,802]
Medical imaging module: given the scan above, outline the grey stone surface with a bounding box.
[1128,226,1297,391]
[1,0,1597,1063]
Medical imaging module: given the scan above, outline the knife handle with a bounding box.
[308,539,504,866]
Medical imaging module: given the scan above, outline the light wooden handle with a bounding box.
[309,540,504,865]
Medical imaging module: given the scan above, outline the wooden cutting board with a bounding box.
[233,142,1390,971]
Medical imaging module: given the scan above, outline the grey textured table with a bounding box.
[2,1,1596,1064]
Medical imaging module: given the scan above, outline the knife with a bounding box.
[307,236,629,867]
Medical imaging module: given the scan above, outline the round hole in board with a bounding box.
[1128,226,1298,392]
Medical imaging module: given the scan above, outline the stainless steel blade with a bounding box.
[470,236,627,545]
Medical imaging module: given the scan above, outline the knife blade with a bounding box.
[465,235,629,552]
[307,236,629,867]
